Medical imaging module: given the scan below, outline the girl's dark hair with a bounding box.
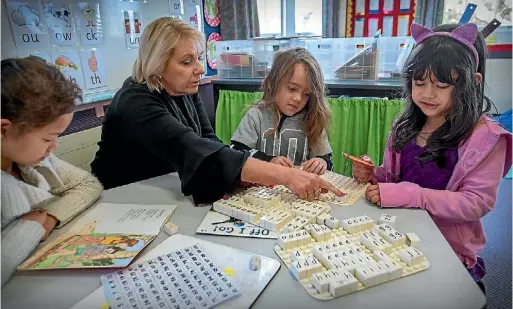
[391,24,491,167]
[1,56,82,132]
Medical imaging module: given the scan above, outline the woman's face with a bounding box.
[161,39,205,96]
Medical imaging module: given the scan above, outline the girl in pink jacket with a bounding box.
[353,23,512,294]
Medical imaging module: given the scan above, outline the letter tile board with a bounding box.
[274,215,430,300]
[101,244,240,309]
[211,171,368,233]
[274,171,369,206]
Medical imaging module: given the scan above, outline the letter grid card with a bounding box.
[101,244,241,309]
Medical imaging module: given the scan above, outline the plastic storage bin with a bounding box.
[332,37,378,81]
[376,36,414,80]
[215,40,255,79]
[252,38,306,78]
[304,38,334,80]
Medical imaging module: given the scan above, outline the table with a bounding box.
[2,174,486,309]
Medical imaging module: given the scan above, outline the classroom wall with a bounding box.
[486,58,512,114]
[1,0,177,96]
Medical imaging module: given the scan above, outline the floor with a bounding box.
[481,179,512,309]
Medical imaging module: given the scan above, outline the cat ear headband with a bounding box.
[411,23,479,67]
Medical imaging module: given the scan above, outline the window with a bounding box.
[295,0,323,35]
[345,0,417,37]
[442,0,511,26]
[257,0,282,36]
[257,0,324,37]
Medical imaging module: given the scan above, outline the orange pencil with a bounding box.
[343,152,375,168]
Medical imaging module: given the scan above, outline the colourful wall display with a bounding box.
[346,0,417,37]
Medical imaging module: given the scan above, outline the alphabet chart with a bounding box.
[274,214,429,300]
[101,244,241,309]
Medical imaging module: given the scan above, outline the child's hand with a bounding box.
[365,184,381,206]
[20,209,47,227]
[42,215,58,240]
[301,158,327,175]
[271,156,294,168]
[352,154,374,183]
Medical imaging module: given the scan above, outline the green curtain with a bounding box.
[215,90,263,143]
[327,97,405,176]
[215,90,405,176]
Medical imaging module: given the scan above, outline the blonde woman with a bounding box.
[231,47,332,175]
[91,17,342,203]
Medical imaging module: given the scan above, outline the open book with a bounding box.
[18,203,177,271]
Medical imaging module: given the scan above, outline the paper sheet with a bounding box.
[70,203,177,236]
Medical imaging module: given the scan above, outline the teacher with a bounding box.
[91,17,341,203]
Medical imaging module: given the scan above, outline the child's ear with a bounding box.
[475,72,483,85]
[1,119,13,137]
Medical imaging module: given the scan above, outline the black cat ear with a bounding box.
[481,18,501,39]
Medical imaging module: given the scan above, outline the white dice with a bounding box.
[291,259,309,280]
[325,215,340,229]
[316,213,329,225]
[291,257,323,280]
[290,250,306,261]
[406,232,421,248]
[311,272,330,294]
[397,247,425,266]
[329,273,359,297]
[341,215,375,233]
[309,225,331,242]
[379,214,397,226]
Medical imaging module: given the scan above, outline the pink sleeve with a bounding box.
[379,137,508,222]
[372,140,399,184]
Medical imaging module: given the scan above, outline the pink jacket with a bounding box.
[373,116,512,267]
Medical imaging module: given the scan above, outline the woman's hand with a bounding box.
[352,154,374,183]
[365,184,381,206]
[301,158,327,175]
[283,168,343,200]
[271,156,294,168]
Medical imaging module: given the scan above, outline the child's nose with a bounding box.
[49,141,59,153]
[423,84,437,98]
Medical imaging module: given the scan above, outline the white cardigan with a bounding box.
[1,154,103,285]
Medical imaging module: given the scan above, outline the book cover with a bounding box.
[18,203,176,270]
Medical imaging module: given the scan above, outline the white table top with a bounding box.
[1,174,486,309]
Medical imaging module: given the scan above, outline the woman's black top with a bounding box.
[91,77,249,203]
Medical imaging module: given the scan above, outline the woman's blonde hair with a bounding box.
[132,17,205,92]
[259,47,330,153]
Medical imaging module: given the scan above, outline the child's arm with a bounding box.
[372,136,400,184]
[40,155,103,227]
[316,153,333,171]
[314,131,333,171]
[230,109,275,162]
[1,188,46,285]
[378,137,508,221]
[1,219,45,285]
